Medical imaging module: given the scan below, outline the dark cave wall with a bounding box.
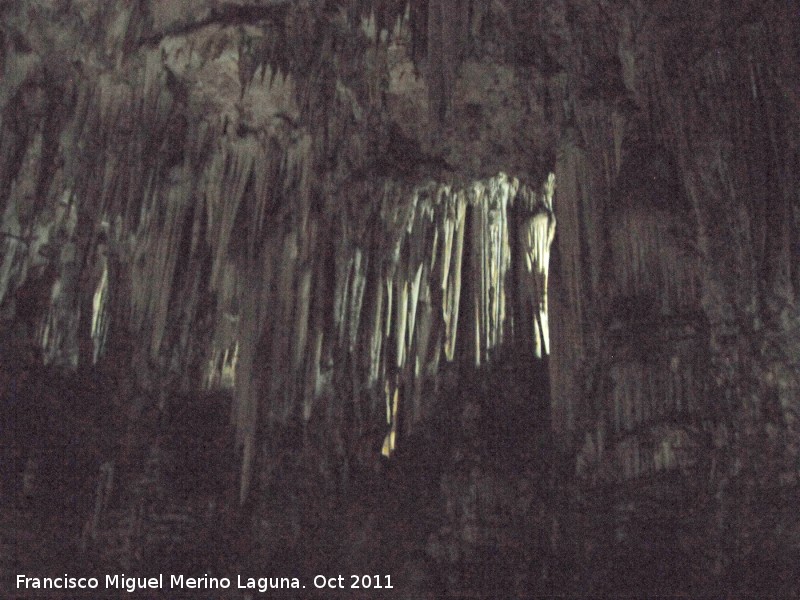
[1,0,799,596]
[546,3,800,591]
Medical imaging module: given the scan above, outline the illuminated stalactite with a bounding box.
[470,177,515,365]
[1,11,558,479]
[0,71,557,486]
[440,191,467,362]
[90,257,109,365]
[0,3,797,594]
[518,174,556,359]
[4,0,789,492]
[186,170,555,474]
[382,380,400,457]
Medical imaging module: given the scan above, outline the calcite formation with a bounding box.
[1,0,798,596]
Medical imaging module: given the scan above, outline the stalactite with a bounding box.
[293,267,313,372]
[0,208,25,308]
[381,380,399,457]
[440,190,466,362]
[205,263,242,390]
[1,4,797,592]
[0,0,560,499]
[347,247,367,354]
[368,271,385,387]
[469,175,517,365]
[412,282,433,420]
[609,204,700,315]
[207,139,259,292]
[395,271,409,369]
[425,0,469,123]
[334,234,355,349]
[90,259,109,365]
[269,228,300,422]
[406,262,423,363]
[7,130,43,228]
[518,173,556,358]
[233,256,268,503]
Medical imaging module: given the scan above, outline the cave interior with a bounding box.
[1,0,800,597]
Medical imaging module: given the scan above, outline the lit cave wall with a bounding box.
[1,1,799,597]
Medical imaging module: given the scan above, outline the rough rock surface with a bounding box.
[1,0,798,597]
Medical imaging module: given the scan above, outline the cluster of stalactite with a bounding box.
[543,0,799,498]
[0,1,560,502]
[576,324,708,486]
[2,3,799,593]
[219,171,556,498]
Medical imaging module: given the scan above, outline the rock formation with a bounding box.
[1,0,798,596]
